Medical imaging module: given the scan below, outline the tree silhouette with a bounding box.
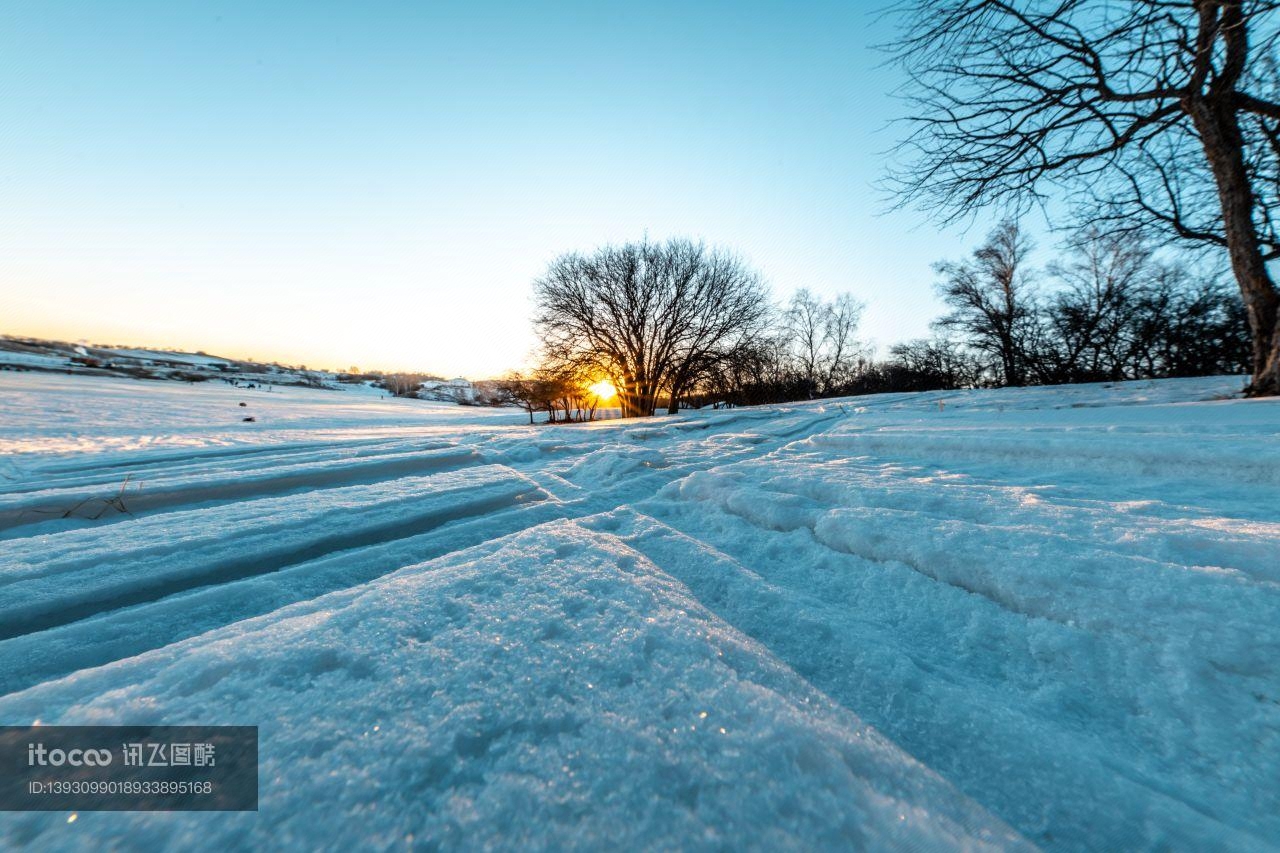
[533,238,769,417]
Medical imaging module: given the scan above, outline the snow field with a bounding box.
[0,371,1275,851]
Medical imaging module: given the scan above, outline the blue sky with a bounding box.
[1,0,997,377]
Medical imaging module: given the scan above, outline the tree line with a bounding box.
[918,221,1248,390]
[501,225,1247,421]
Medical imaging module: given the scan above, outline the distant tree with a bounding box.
[533,237,770,417]
[888,337,984,389]
[378,373,428,398]
[784,290,827,397]
[495,368,611,424]
[689,334,792,408]
[381,372,448,398]
[932,221,1040,386]
[887,0,1280,395]
[495,372,555,424]
[1130,269,1252,377]
[542,365,586,423]
[1043,229,1154,383]
[470,379,516,407]
[783,290,866,397]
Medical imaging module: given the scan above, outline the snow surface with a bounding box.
[0,371,1276,851]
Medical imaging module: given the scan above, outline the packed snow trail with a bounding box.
[0,371,1276,851]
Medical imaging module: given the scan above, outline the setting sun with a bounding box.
[588,379,618,400]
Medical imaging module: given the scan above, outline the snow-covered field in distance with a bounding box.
[0,336,330,387]
[0,371,1276,851]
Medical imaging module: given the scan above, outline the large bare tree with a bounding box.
[533,238,769,417]
[888,0,1280,395]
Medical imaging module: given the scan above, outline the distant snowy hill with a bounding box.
[0,371,1275,851]
[0,335,369,393]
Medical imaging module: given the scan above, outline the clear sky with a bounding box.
[1,0,996,378]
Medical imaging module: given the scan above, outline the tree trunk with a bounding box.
[666,382,682,415]
[999,336,1021,387]
[1188,98,1280,396]
[633,381,656,417]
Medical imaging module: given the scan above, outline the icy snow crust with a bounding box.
[0,371,1276,851]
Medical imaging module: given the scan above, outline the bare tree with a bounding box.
[1044,228,1154,381]
[1129,267,1252,375]
[933,220,1040,385]
[377,372,441,398]
[533,238,770,417]
[889,336,986,388]
[888,0,1280,395]
[496,372,552,424]
[785,290,828,396]
[784,290,867,396]
[541,363,606,422]
[661,249,774,413]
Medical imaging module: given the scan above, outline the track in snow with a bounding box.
[0,403,842,693]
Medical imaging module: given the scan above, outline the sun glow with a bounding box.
[588,380,618,400]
